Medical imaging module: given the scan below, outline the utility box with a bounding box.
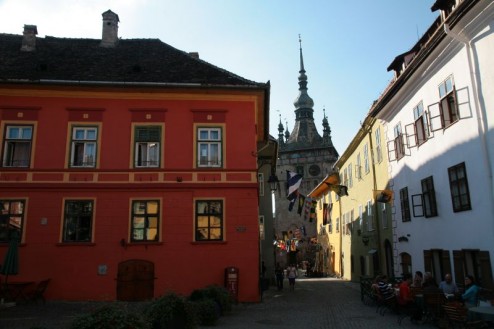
[224,266,239,301]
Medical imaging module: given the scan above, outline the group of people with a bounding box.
[371,271,480,322]
[275,263,298,291]
[394,271,480,309]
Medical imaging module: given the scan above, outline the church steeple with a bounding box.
[322,107,333,147]
[277,115,285,146]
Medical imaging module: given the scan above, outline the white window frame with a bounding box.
[367,200,374,231]
[197,127,222,168]
[413,101,430,146]
[363,143,370,174]
[381,203,388,229]
[134,126,161,168]
[374,128,383,163]
[70,126,97,168]
[258,173,265,197]
[2,125,33,167]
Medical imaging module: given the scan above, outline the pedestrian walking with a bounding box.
[287,264,297,291]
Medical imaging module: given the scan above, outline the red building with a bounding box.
[0,10,270,302]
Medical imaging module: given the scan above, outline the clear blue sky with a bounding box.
[0,0,438,153]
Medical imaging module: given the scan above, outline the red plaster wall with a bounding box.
[0,89,262,302]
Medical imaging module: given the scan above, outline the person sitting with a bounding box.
[398,273,414,306]
[439,273,459,296]
[377,275,396,301]
[461,275,480,308]
[422,272,441,293]
[398,273,422,321]
[413,271,423,288]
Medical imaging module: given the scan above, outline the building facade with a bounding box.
[274,39,338,270]
[309,116,393,281]
[371,0,494,288]
[0,10,271,302]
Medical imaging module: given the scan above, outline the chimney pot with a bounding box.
[189,52,200,59]
[21,24,38,52]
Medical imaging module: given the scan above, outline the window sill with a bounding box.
[190,241,227,245]
[56,242,96,246]
[125,242,163,246]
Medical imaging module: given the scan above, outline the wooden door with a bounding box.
[117,259,154,301]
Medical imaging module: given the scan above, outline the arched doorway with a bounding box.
[117,259,155,301]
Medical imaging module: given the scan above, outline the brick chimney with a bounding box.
[100,10,119,48]
[21,25,38,52]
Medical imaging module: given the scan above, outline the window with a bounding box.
[131,200,159,242]
[422,176,438,217]
[70,126,97,167]
[424,249,451,286]
[367,200,373,231]
[374,128,383,163]
[399,187,411,222]
[134,126,161,168]
[343,167,348,187]
[2,125,33,167]
[448,162,471,212]
[363,144,370,174]
[358,204,363,230]
[195,200,223,241]
[335,217,339,233]
[197,127,222,167]
[63,200,93,242]
[381,203,387,229]
[258,173,265,197]
[394,124,405,160]
[438,76,459,129]
[400,252,412,276]
[348,164,353,188]
[413,102,430,146]
[453,250,493,289]
[356,153,362,180]
[0,200,25,242]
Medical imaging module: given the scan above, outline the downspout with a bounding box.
[366,119,383,276]
[444,23,494,237]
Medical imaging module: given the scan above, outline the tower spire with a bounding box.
[293,35,314,114]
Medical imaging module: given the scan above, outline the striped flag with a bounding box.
[287,171,303,211]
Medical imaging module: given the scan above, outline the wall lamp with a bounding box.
[268,174,279,192]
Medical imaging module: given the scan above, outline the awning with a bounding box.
[368,249,378,254]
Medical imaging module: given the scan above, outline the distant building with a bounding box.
[0,10,271,302]
[274,38,338,269]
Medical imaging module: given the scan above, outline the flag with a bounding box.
[304,197,312,220]
[375,189,393,203]
[310,200,317,222]
[287,171,303,211]
[297,195,305,215]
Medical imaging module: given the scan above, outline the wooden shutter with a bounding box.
[453,250,465,290]
[428,102,443,132]
[387,140,396,162]
[479,251,494,289]
[423,250,432,273]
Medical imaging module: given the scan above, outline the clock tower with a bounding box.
[274,37,339,270]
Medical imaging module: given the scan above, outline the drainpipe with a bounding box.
[366,119,383,277]
[444,23,494,238]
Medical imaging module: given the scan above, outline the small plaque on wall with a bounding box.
[98,264,108,275]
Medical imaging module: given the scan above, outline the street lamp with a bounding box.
[268,174,279,192]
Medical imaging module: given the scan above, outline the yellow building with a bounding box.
[310,115,393,281]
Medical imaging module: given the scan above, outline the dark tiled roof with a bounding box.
[0,34,264,87]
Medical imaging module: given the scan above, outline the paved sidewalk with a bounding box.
[0,277,435,329]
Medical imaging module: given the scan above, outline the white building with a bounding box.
[371,0,494,289]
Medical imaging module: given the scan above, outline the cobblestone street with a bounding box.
[211,277,435,329]
[0,277,435,329]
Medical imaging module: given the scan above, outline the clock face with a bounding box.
[309,164,320,176]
